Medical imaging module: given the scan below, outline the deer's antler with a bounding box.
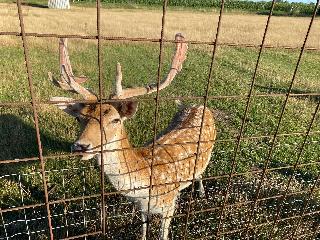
[113,33,188,99]
[48,38,97,101]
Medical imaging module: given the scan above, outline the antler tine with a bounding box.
[115,62,123,97]
[112,33,188,99]
[48,38,97,101]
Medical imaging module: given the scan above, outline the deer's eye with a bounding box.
[111,119,121,124]
[75,117,81,122]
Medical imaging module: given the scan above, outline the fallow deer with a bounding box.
[49,34,217,240]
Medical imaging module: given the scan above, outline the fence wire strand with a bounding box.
[1,31,320,52]
[15,0,54,238]
[147,0,168,238]
[1,92,320,108]
[182,0,225,239]
[215,0,276,236]
[1,129,320,165]
[95,0,107,237]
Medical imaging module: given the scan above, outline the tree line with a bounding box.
[97,0,319,16]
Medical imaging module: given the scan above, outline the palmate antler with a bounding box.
[48,38,97,101]
[49,34,187,101]
[113,33,188,99]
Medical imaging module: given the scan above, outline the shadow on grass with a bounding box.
[18,1,48,8]
[254,84,320,103]
[0,114,71,161]
[0,114,71,202]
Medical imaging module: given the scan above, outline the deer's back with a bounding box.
[138,106,216,204]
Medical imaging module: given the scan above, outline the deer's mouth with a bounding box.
[71,142,95,160]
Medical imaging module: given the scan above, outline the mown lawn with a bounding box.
[0,38,319,239]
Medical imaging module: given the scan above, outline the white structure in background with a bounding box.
[48,0,70,9]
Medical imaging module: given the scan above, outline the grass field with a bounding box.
[0,3,320,240]
[1,3,320,48]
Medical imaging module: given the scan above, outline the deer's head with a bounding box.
[49,34,187,160]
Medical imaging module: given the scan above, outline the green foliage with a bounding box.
[90,0,319,16]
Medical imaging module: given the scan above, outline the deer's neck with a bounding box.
[96,124,149,190]
[97,124,132,173]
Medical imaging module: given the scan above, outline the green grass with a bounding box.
[0,40,319,239]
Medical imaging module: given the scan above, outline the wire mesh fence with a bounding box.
[0,0,319,239]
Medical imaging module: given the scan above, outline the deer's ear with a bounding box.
[50,97,85,117]
[115,101,138,120]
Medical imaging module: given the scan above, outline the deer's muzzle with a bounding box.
[71,142,91,153]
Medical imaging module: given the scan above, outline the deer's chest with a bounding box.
[97,153,150,196]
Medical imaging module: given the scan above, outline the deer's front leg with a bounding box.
[160,203,176,240]
[197,174,205,198]
[141,212,147,240]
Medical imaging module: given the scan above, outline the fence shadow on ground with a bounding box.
[254,84,320,103]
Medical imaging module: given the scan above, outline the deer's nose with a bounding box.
[71,142,90,152]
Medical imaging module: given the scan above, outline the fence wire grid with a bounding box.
[0,0,320,239]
